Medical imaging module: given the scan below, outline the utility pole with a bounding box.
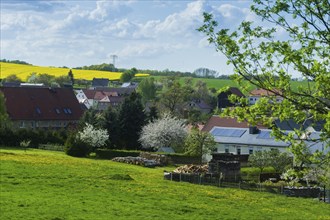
[110,55,118,67]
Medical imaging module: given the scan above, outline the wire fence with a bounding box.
[164,172,329,202]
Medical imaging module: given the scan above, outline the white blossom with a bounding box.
[139,113,187,149]
[78,123,109,148]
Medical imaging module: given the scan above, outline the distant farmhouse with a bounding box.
[248,88,283,105]
[91,78,109,88]
[217,87,245,109]
[0,86,83,129]
[75,87,136,110]
[184,99,213,114]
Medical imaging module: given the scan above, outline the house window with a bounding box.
[249,147,254,155]
[55,108,61,114]
[225,145,229,153]
[36,107,41,114]
[257,147,262,151]
[249,98,253,101]
[20,121,25,128]
[236,146,241,155]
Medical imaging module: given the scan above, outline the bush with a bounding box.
[65,134,90,157]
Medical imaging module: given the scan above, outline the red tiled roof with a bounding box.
[249,88,282,96]
[0,87,84,121]
[201,115,267,132]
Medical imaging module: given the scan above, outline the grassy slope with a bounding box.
[1,148,329,220]
[151,76,311,92]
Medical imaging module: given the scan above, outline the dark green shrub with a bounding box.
[65,134,90,157]
[0,127,18,146]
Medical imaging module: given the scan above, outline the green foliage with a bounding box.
[1,148,329,219]
[249,149,292,174]
[3,74,21,83]
[120,68,138,82]
[268,149,293,173]
[27,73,71,87]
[248,151,271,173]
[120,71,132,83]
[199,0,330,171]
[159,77,192,115]
[64,133,90,157]
[184,128,216,164]
[117,92,146,150]
[101,106,120,148]
[0,92,11,129]
[0,59,31,65]
[137,77,157,102]
[75,63,117,72]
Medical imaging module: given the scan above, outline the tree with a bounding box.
[198,0,329,170]
[268,149,293,173]
[79,108,104,129]
[120,71,132,83]
[101,106,120,148]
[120,68,138,82]
[3,74,21,83]
[139,113,188,152]
[0,92,11,129]
[248,150,270,175]
[184,128,216,164]
[137,77,157,103]
[159,77,191,115]
[28,73,55,86]
[68,69,74,85]
[117,92,146,150]
[147,105,159,123]
[77,123,109,150]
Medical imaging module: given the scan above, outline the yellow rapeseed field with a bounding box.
[0,62,124,81]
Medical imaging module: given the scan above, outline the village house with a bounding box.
[248,88,283,105]
[0,86,84,129]
[183,99,213,114]
[217,87,245,109]
[202,116,329,162]
[75,87,136,110]
[91,78,109,88]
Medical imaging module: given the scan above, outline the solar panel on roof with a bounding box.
[211,128,246,137]
[257,130,272,139]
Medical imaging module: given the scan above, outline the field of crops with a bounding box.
[0,62,122,81]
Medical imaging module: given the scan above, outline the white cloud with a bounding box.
[114,42,187,58]
[135,1,205,38]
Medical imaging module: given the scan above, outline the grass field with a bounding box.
[1,148,329,220]
[151,76,311,92]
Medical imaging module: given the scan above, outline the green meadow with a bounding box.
[1,148,329,220]
[151,76,311,92]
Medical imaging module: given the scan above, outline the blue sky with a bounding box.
[1,0,259,75]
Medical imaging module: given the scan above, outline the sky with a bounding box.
[1,0,260,75]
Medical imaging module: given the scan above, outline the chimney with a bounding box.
[249,126,259,134]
